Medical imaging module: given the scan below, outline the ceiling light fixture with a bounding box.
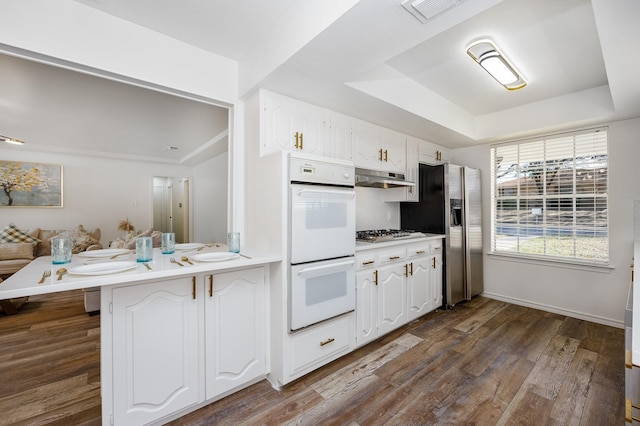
[466,40,527,90]
[0,134,26,145]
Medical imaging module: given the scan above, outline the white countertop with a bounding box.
[355,233,444,251]
[0,247,281,300]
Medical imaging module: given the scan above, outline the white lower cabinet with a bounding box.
[105,267,267,426]
[356,238,444,347]
[205,268,267,399]
[289,313,354,378]
[377,260,407,336]
[406,244,431,321]
[430,243,443,311]
[110,276,203,426]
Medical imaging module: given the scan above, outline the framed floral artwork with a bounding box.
[0,160,63,207]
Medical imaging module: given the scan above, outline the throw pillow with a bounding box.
[0,243,35,260]
[59,225,100,254]
[0,223,41,245]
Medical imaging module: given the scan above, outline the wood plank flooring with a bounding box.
[0,291,624,425]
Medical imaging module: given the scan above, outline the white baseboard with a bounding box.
[481,291,624,329]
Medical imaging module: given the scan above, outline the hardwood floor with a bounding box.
[0,292,624,425]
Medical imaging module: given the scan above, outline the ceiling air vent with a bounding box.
[401,0,466,23]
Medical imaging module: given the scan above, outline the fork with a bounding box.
[170,257,184,267]
[38,270,51,284]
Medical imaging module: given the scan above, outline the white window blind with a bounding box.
[491,128,608,263]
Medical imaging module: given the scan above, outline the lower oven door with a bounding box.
[290,257,356,331]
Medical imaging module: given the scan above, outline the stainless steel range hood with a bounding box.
[355,168,415,188]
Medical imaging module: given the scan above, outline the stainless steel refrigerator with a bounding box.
[400,163,483,307]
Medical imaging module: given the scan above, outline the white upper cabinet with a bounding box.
[328,112,353,161]
[418,139,450,165]
[352,118,406,173]
[261,90,330,157]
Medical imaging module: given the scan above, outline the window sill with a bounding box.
[488,252,613,273]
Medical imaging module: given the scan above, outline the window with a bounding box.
[491,128,608,264]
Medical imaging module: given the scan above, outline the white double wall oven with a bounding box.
[288,154,356,332]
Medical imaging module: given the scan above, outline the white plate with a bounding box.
[77,248,131,258]
[68,261,138,275]
[175,243,205,251]
[191,252,239,262]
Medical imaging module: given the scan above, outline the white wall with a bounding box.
[355,187,400,230]
[193,153,228,244]
[452,117,640,327]
[0,148,223,247]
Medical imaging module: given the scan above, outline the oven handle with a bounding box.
[296,259,355,277]
[296,188,355,198]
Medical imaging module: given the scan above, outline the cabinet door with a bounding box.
[352,119,382,169]
[205,268,266,399]
[407,256,431,321]
[263,92,297,156]
[356,269,378,347]
[431,252,443,310]
[111,276,202,426]
[377,263,407,336]
[329,112,353,161]
[405,137,420,202]
[297,103,330,157]
[379,128,406,173]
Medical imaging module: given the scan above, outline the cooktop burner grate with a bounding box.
[356,229,425,242]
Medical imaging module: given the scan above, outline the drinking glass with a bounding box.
[161,232,175,254]
[51,237,72,264]
[227,232,240,253]
[136,236,153,262]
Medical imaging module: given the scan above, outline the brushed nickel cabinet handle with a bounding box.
[208,275,213,297]
[320,337,335,347]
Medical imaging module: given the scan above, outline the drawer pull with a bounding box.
[320,337,335,347]
[416,250,426,255]
[362,260,375,265]
[389,256,400,260]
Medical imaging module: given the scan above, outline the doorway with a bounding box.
[153,176,190,243]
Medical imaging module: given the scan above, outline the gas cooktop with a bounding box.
[356,229,426,243]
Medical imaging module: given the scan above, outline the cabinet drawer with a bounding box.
[356,252,376,270]
[290,314,353,377]
[377,247,406,266]
[406,244,429,259]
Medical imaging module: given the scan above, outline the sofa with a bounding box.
[0,224,102,315]
[0,224,102,278]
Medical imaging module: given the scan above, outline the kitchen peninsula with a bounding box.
[0,248,280,426]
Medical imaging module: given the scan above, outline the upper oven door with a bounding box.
[290,183,356,264]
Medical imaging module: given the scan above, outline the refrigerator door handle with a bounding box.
[462,167,472,300]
